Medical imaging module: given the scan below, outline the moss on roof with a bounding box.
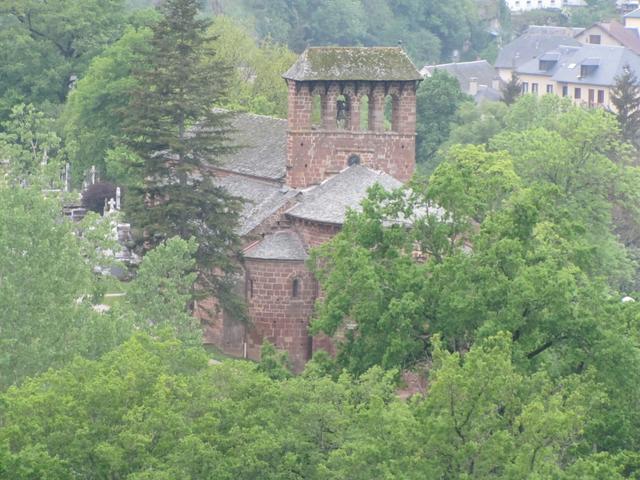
[283,47,422,82]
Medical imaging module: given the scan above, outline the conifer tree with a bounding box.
[611,65,640,148]
[124,0,242,308]
[501,72,521,105]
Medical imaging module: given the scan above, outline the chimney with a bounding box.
[492,77,501,90]
[469,76,478,96]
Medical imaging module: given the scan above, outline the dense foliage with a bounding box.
[5,0,640,477]
[237,0,501,64]
[3,333,636,479]
[122,0,243,310]
[310,95,640,458]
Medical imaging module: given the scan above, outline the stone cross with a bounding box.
[115,187,121,210]
[107,197,116,214]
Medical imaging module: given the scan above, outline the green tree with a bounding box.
[123,0,243,308]
[610,65,640,148]
[0,186,127,389]
[0,0,126,113]
[501,72,521,105]
[0,103,64,187]
[207,16,296,118]
[123,236,201,345]
[416,69,471,174]
[310,145,520,375]
[62,26,154,184]
[1,333,626,478]
[446,100,509,146]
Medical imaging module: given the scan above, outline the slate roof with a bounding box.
[421,60,502,94]
[474,86,503,102]
[552,45,640,86]
[286,165,403,225]
[624,7,640,18]
[283,47,422,82]
[243,231,308,261]
[215,174,297,236]
[216,112,287,181]
[585,22,640,55]
[526,26,585,36]
[515,45,579,77]
[421,60,503,102]
[495,30,581,69]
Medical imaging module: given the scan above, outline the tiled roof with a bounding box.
[216,112,287,181]
[243,231,308,261]
[283,47,422,82]
[286,165,403,225]
[215,174,297,236]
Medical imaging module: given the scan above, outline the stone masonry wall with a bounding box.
[244,258,317,372]
[290,218,341,248]
[286,79,417,188]
[287,130,415,188]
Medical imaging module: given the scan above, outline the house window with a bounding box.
[588,89,595,106]
[292,278,300,298]
[247,279,254,299]
[546,84,554,94]
[574,87,581,100]
[531,83,539,94]
[597,89,605,104]
[589,34,601,44]
[522,82,529,93]
[562,85,568,97]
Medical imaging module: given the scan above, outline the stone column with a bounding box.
[323,82,339,130]
[287,81,312,131]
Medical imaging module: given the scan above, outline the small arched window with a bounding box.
[292,278,300,298]
[311,94,323,129]
[359,94,370,131]
[347,154,361,166]
[336,94,349,129]
[384,95,394,131]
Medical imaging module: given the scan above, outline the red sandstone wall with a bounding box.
[286,79,417,188]
[244,258,317,372]
[291,218,341,248]
[287,130,415,188]
[197,283,246,358]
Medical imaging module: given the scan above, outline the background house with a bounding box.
[514,43,640,109]
[495,25,582,81]
[575,21,640,54]
[421,60,504,102]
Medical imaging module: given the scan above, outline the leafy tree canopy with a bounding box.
[1,333,632,479]
[0,0,128,116]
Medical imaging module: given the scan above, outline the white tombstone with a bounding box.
[115,187,121,210]
[91,165,96,185]
[107,197,116,214]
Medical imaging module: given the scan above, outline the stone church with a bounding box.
[197,46,422,371]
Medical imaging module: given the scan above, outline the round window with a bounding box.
[347,154,361,166]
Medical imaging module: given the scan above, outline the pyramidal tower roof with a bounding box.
[283,47,422,82]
